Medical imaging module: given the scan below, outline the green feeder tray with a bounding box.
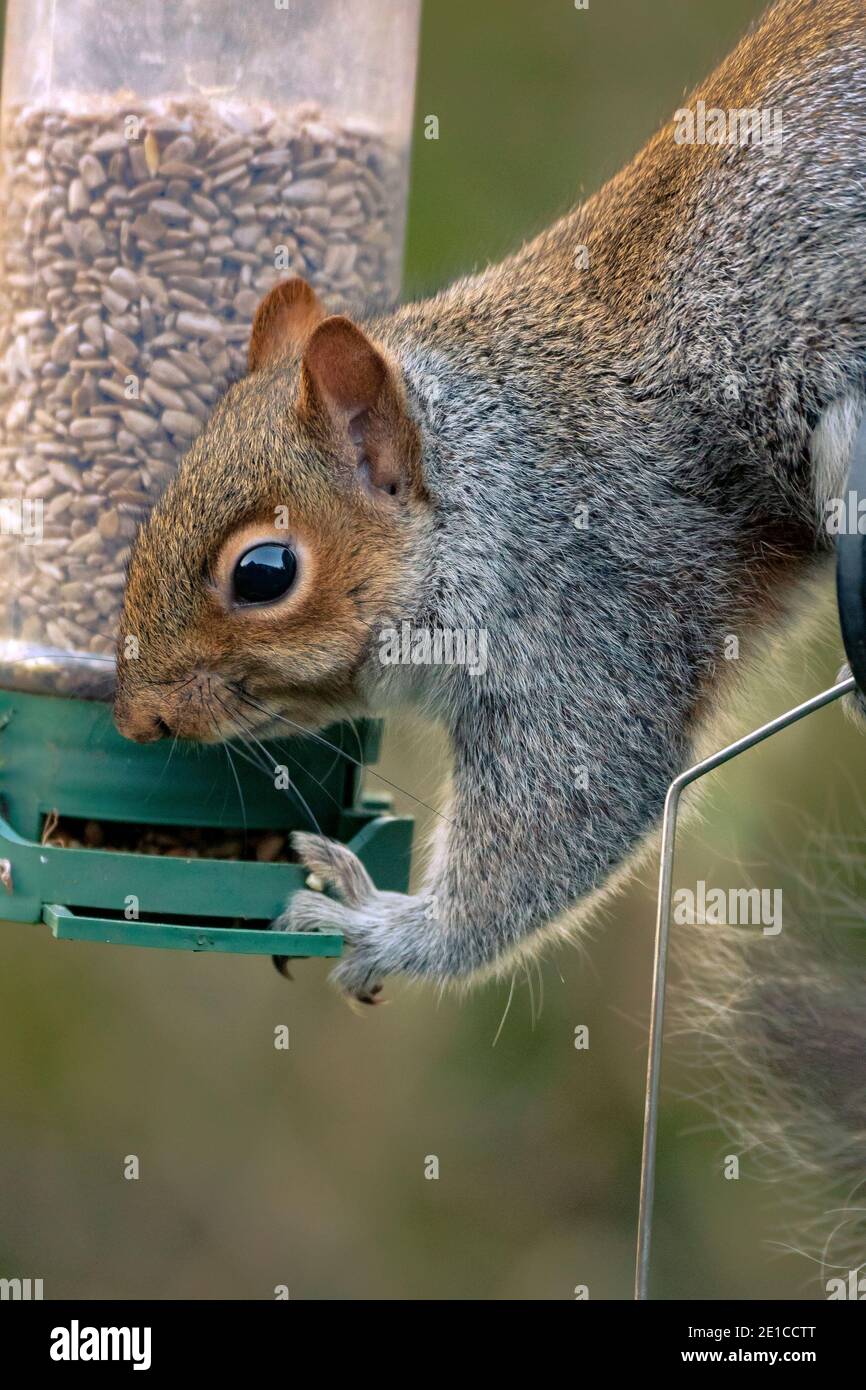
[0,689,413,956]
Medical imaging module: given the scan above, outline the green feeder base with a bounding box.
[0,689,413,956]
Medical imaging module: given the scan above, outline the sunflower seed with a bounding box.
[0,95,404,694]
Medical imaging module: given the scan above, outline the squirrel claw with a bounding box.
[356,983,385,1006]
[271,954,294,980]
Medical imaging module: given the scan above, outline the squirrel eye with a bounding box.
[232,543,297,606]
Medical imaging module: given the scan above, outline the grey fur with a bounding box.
[118,0,866,1269]
[285,0,866,997]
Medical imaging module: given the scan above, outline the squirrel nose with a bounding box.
[114,706,171,743]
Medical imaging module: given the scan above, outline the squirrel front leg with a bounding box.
[276,690,666,1001]
[280,794,561,1004]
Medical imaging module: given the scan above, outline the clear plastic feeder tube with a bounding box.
[0,0,420,697]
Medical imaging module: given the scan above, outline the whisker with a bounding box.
[534,956,545,1022]
[525,959,537,1031]
[227,745,249,840]
[314,721,349,785]
[267,737,344,813]
[243,721,324,837]
[492,974,517,1048]
[137,675,199,692]
[211,698,273,775]
[218,728,247,838]
[234,688,454,828]
[213,693,324,835]
[346,717,366,766]
[321,717,364,787]
[222,730,278,781]
[148,730,180,799]
[233,735,324,836]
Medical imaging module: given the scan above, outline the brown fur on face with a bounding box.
[114,287,428,744]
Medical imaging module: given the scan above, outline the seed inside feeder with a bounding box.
[41,814,300,864]
[0,94,404,698]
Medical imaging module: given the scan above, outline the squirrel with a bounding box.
[115,0,866,1258]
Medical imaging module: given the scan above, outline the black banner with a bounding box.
[0,1299,861,1374]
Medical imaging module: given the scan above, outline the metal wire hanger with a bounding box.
[634,415,866,1300]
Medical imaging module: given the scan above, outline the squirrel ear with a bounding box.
[248,277,325,371]
[300,315,409,496]
[301,315,387,415]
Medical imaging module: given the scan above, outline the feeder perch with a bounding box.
[0,690,413,955]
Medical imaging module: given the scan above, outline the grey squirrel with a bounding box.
[115,0,866,1260]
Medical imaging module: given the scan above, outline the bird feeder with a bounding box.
[0,0,420,954]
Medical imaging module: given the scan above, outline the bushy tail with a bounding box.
[673,919,866,1281]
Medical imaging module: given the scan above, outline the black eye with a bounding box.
[232,544,297,606]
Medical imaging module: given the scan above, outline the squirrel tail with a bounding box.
[673,916,866,1279]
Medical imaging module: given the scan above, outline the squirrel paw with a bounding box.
[272,832,399,1005]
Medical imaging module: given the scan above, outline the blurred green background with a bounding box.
[2,0,863,1300]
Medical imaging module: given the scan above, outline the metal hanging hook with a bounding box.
[635,413,866,1300]
[633,673,855,1300]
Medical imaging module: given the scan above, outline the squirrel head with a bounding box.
[114,277,428,744]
